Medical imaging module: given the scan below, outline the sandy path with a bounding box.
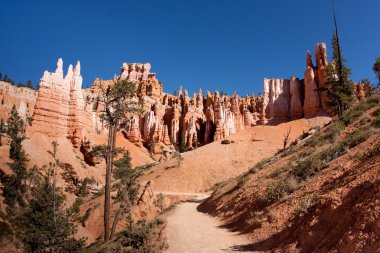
[164,195,252,253]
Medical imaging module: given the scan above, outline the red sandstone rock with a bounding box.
[304,51,321,117]
[14,42,335,157]
[0,81,37,121]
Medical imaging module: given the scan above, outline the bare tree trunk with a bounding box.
[104,124,115,241]
[110,194,132,239]
[110,204,124,240]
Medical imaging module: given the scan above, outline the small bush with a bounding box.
[372,108,380,117]
[120,219,168,253]
[298,146,316,159]
[340,95,380,126]
[372,118,380,128]
[294,143,346,180]
[81,208,92,227]
[341,128,371,148]
[237,175,249,188]
[154,193,165,213]
[265,177,298,204]
[356,140,380,161]
[293,194,316,218]
[212,179,230,191]
[323,121,345,143]
[0,221,13,241]
[249,158,271,174]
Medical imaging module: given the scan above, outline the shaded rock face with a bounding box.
[262,42,332,122]
[262,78,291,124]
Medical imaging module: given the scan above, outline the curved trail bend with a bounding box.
[163,194,252,253]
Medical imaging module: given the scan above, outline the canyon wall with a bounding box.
[2,42,353,156]
[0,81,37,121]
[27,59,97,148]
[262,42,331,123]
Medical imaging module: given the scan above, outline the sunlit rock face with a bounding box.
[262,42,336,122]
[23,41,339,154]
[28,58,94,147]
[0,81,37,121]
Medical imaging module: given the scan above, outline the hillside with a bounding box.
[141,116,331,193]
[199,95,380,252]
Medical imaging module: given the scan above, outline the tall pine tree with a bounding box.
[93,79,143,241]
[0,105,29,207]
[19,167,85,253]
[325,2,354,116]
[325,34,354,116]
[373,57,380,86]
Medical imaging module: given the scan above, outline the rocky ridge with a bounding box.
[2,42,365,158]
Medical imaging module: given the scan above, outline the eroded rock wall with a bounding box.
[28,59,96,148]
[21,42,339,155]
[0,81,37,121]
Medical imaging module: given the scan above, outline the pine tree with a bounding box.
[19,167,85,253]
[0,118,5,146]
[0,105,29,207]
[26,80,33,89]
[93,79,143,241]
[373,57,380,85]
[3,74,8,82]
[325,34,354,116]
[110,151,142,239]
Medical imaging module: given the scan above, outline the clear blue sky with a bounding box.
[0,0,379,96]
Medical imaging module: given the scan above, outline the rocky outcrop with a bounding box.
[28,59,95,147]
[262,42,332,122]
[304,51,321,117]
[0,81,37,121]
[21,41,337,156]
[262,78,291,124]
[315,43,330,112]
[289,76,303,119]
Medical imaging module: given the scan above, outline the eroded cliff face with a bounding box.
[3,42,343,157]
[262,42,332,123]
[27,59,98,148]
[0,81,37,121]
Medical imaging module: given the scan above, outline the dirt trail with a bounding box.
[164,194,252,253]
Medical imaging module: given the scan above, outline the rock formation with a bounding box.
[304,51,321,117]
[28,58,95,148]
[0,81,37,121]
[262,78,291,124]
[262,42,333,122]
[16,42,341,157]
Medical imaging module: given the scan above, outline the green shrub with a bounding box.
[372,118,380,128]
[294,143,346,180]
[81,208,92,227]
[237,175,249,188]
[0,221,13,241]
[340,95,380,126]
[341,128,371,148]
[293,194,316,218]
[265,177,298,204]
[249,158,271,174]
[212,179,230,191]
[372,108,380,117]
[120,219,168,253]
[356,140,380,161]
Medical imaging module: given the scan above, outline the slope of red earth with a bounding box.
[199,103,380,252]
[141,117,331,193]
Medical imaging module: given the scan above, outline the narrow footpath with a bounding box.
[163,194,252,253]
